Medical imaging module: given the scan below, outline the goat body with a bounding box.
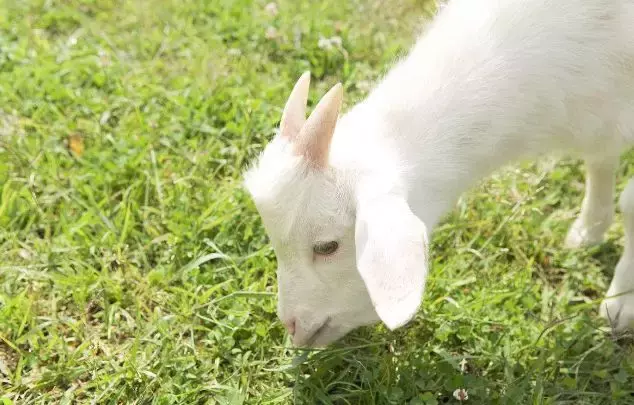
[244,0,634,347]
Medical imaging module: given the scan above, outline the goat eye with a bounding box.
[313,241,339,255]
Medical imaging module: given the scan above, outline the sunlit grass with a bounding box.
[0,0,632,403]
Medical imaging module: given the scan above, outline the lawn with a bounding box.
[1,0,633,403]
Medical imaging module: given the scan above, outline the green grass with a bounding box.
[0,0,633,403]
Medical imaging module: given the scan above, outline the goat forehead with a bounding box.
[259,199,340,245]
[252,182,347,240]
[244,143,352,247]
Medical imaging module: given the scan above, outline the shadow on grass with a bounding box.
[590,239,623,280]
[288,316,634,404]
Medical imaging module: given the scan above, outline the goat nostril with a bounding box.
[283,319,296,335]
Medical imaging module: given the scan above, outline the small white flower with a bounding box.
[329,36,342,48]
[453,388,468,401]
[68,34,78,46]
[318,36,332,50]
[318,35,343,51]
[98,48,111,66]
[265,26,278,40]
[264,2,278,16]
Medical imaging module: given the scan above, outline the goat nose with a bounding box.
[283,318,296,335]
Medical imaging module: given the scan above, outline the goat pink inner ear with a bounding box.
[294,82,343,168]
[280,71,311,140]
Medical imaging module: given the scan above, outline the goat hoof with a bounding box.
[600,295,634,332]
[564,219,604,248]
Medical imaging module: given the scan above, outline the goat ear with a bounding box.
[294,82,343,168]
[280,71,311,140]
[354,195,429,330]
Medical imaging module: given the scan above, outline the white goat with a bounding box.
[244,0,634,347]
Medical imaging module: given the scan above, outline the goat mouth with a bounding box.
[304,317,331,347]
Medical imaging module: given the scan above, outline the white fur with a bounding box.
[244,0,634,347]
